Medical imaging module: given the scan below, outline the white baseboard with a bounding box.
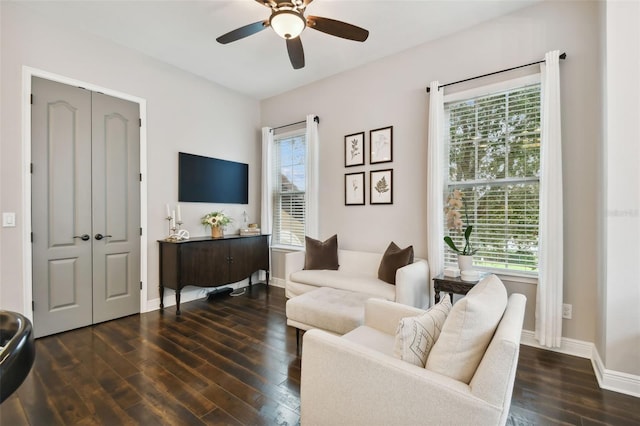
[521,329,640,398]
[270,277,285,288]
[145,277,284,313]
[520,329,593,359]
[591,347,640,398]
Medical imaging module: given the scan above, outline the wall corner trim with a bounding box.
[591,347,640,398]
[521,329,640,398]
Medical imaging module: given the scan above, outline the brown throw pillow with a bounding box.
[378,242,414,284]
[304,235,339,270]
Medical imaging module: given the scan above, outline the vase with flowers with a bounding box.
[443,189,478,271]
[201,211,232,238]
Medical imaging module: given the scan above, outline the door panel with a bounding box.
[32,77,93,337]
[91,92,140,323]
[48,258,80,310]
[32,78,141,335]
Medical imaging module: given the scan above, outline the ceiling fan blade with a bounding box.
[307,16,369,42]
[286,37,305,69]
[216,20,268,44]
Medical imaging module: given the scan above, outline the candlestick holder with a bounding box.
[166,215,172,237]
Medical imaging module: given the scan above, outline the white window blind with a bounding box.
[273,130,306,247]
[444,82,541,274]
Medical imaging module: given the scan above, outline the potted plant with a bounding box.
[443,189,478,271]
[201,211,232,238]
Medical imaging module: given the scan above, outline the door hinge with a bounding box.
[139,173,142,182]
[140,227,143,236]
[30,232,33,242]
[30,163,33,174]
[30,94,33,104]
[32,301,35,311]
[140,281,143,290]
[139,118,142,127]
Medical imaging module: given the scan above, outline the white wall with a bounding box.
[601,0,640,376]
[0,2,261,312]
[261,0,602,342]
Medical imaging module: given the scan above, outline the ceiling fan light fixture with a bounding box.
[270,10,306,39]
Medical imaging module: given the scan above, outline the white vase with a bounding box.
[458,254,473,271]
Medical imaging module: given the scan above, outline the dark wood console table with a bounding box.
[433,272,489,303]
[158,234,269,314]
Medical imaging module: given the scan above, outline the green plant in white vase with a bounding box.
[443,190,478,270]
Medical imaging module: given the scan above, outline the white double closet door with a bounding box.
[31,77,141,338]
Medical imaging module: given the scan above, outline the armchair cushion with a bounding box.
[377,242,414,284]
[304,234,339,270]
[426,274,508,383]
[393,295,451,367]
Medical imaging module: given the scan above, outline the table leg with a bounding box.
[434,289,441,303]
[175,289,181,315]
[159,284,165,310]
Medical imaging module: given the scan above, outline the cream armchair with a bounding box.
[301,294,527,426]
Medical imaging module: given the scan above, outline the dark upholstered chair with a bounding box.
[0,311,36,403]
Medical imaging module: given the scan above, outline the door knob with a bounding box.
[74,234,90,241]
[94,233,112,240]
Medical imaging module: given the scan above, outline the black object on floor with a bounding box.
[206,287,233,301]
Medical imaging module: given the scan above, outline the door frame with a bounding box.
[21,66,149,322]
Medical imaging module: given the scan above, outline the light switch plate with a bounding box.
[2,212,16,227]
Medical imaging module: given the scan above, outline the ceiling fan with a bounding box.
[216,0,369,69]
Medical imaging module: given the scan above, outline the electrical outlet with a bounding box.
[562,303,572,319]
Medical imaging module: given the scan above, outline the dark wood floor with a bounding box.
[1,284,638,425]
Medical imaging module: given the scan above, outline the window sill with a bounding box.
[270,245,304,253]
[447,264,538,285]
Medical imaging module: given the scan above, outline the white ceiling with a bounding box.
[19,0,539,100]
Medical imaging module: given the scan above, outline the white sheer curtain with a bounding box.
[305,114,320,239]
[261,126,274,236]
[535,50,564,348]
[426,81,445,307]
[260,127,274,281]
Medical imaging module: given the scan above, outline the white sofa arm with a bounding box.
[470,294,526,425]
[364,298,426,335]
[284,250,305,287]
[301,329,501,426]
[394,259,429,308]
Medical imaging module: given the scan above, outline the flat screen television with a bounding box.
[178,152,248,204]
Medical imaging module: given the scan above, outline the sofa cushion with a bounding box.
[304,234,339,270]
[393,296,451,367]
[377,242,414,284]
[425,274,508,384]
[289,270,396,301]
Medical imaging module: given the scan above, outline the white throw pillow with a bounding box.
[393,296,452,367]
[425,274,508,383]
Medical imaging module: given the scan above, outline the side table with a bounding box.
[433,272,489,303]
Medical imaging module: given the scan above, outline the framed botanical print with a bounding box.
[345,132,365,167]
[370,169,393,205]
[369,126,393,164]
[345,172,365,205]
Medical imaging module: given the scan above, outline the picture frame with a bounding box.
[370,169,393,205]
[344,132,365,167]
[369,126,393,164]
[345,172,365,205]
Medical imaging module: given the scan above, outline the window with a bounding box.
[272,129,306,247]
[444,78,541,274]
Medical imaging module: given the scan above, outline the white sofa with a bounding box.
[284,249,429,308]
[301,293,527,426]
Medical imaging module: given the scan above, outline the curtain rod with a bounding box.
[271,115,319,132]
[426,52,566,93]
